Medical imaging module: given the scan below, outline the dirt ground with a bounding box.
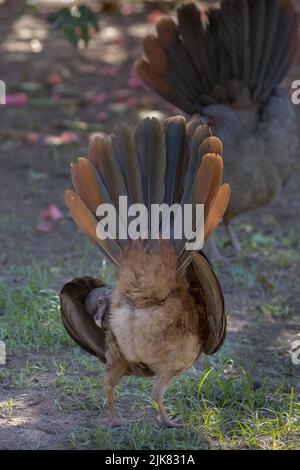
[0,0,300,450]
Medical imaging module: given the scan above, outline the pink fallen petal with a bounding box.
[42,204,64,221]
[164,103,179,114]
[87,91,108,105]
[47,73,63,86]
[52,94,61,103]
[6,93,28,107]
[140,95,156,106]
[126,96,141,108]
[60,131,79,144]
[147,10,164,24]
[37,221,53,233]
[114,89,131,103]
[24,132,40,144]
[127,71,145,90]
[99,66,118,78]
[121,4,134,15]
[97,111,108,121]
[44,132,78,146]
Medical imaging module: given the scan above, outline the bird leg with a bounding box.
[104,359,127,427]
[224,222,241,256]
[206,237,228,263]
[153,375,183,428]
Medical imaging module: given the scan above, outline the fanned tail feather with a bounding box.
[66,117,230,276]
[65,189,122,266]
[135,0,300,112]
[111,124,143,205]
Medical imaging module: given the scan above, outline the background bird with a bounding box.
[135,0,300,256]
[60,116,230,427]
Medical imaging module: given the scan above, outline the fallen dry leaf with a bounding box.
[37,221,54,233]
[47,73,63,86]
[121,3,134,16]
[6,93,28,107]
[127,71,145,90]
[42,204,64,222]
[24,132,40,144]
[86,91,108,105]
[99,66,118,78]
[147,10,164,24]
[97,111,109,121]
[44,131,78,145]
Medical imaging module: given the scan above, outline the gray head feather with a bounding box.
[85,287,112,317]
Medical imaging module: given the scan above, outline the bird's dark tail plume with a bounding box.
[135,0,300,113]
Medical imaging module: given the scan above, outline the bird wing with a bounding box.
[60,277,108,362]
[187,252,226,355]
[60,276,155,377]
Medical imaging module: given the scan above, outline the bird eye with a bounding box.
[98,297,103,303]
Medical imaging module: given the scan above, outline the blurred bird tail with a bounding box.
[65,116,230,272]
[135,0,299,112]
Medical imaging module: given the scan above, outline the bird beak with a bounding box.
[95,318,102,328]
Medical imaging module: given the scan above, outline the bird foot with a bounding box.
[159,416,183,428]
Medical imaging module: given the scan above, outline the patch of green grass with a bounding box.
[46,237,116,283]
[55,356,105,412]
[48,144,78,175]
[50,348,300,450]
[259,299,291,319]
[1,397,14,419]
[283,225,300,249]
[62,358,300,450]
[238,222,300,262]
[270,249,298,268]
[27,170,47,194]
[248,232,278,252]
[0,263,68,352]
[0,213,34,241]
[229,263,256,289]
[0,359,49,389]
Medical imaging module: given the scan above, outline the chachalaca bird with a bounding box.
[135,0,300,255]
[60,116,230,427]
